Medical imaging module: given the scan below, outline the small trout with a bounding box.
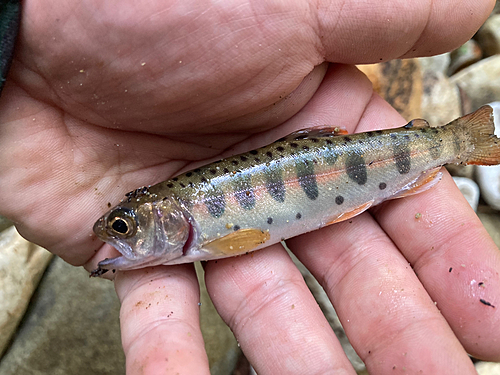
[92,106,500,275]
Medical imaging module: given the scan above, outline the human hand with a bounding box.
[1,0,499,373]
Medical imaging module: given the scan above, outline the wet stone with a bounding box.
[475,15,500,58]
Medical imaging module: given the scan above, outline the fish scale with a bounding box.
[91,106,500,274]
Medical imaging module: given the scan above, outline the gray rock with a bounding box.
[475,360,500,375]
[0,215,13,232]
[418,53,450,76]
[448,39,482,76]
[477,209,500,249]
[0,257,125,375]
[0,226,53,357]
[452,177,480,211]
[450,56,500,111]
[420,67,461,126]
[475,15,500,57]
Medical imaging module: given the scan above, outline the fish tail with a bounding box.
[455,105,500,165]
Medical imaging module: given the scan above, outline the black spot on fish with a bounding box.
[393,138,411,174]
[302,145,309,151]
[404,135,410,140]
[265,166,286,203]
[290,143,298,148]
[266,151,273,158]
[420,128,427,133]
[240,156,248,162]
[167,183,174,188]
[180,183,186,188]
[432,129,439,134]
[296,159,318,200]
[376,130,383,134]
[326,139,333,145]
[345,153,367,185]
[390,133,397,139]
[277,146,284,152]
[310,138,319,143]
[172,177,178,181]
[210,169,217,175]
[223,168,229,174]
[296,212,302,219]
[379,182,387,190]
[250,150,258,155]
[188,182,194,187]
[335,195,344,205]
[201,177,208,183]
[234,174,255,210]
[366,131,374,137]
[194,168,201,173]
[254,158,261,163]
[233,225,240,231]
[344,137,352,142]
[232,160,239,166]
[204,189,225,218]
[186,172,193,177]
[267,217,273,224]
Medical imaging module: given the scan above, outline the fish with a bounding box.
[91,106,500,276]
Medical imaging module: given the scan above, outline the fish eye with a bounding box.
[107,208,136,237]
[111,218,129,234]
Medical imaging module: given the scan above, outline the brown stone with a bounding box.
[0,226,53,357]
[448,39,482,76]
[358,59,422,121]
[475,15,500,57]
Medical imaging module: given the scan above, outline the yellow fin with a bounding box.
[390,167,443,199]
[325,200,374,226]
[203,228,270,256]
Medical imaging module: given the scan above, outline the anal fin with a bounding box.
[391,167,443,200]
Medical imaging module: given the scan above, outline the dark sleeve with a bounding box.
[0,0,20,96]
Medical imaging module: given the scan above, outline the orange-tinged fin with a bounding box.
[403,118,430,129]
[390,167,443,199]
[282,126,348,141]
[457,105,500,165]
[203,228,270,256]
[324,200,374,226]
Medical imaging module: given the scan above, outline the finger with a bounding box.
[204,244,357,375]
[287,213,477,374]
[115,265,210,374]
[372,172,500,361]
[316,0,494,62]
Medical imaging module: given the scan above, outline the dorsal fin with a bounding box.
[279,126,349,142]
[403,118,430,129]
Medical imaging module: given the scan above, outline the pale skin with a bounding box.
[0,0,499,373]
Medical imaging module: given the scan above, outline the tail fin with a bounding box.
[456,106,500,165]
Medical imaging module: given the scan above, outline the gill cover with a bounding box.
[93,197,191,271]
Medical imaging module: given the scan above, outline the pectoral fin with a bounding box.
[203,228,271,256]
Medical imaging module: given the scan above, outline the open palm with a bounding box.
[1,1,499,373]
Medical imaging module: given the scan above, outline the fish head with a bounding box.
[93,197,191,271]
